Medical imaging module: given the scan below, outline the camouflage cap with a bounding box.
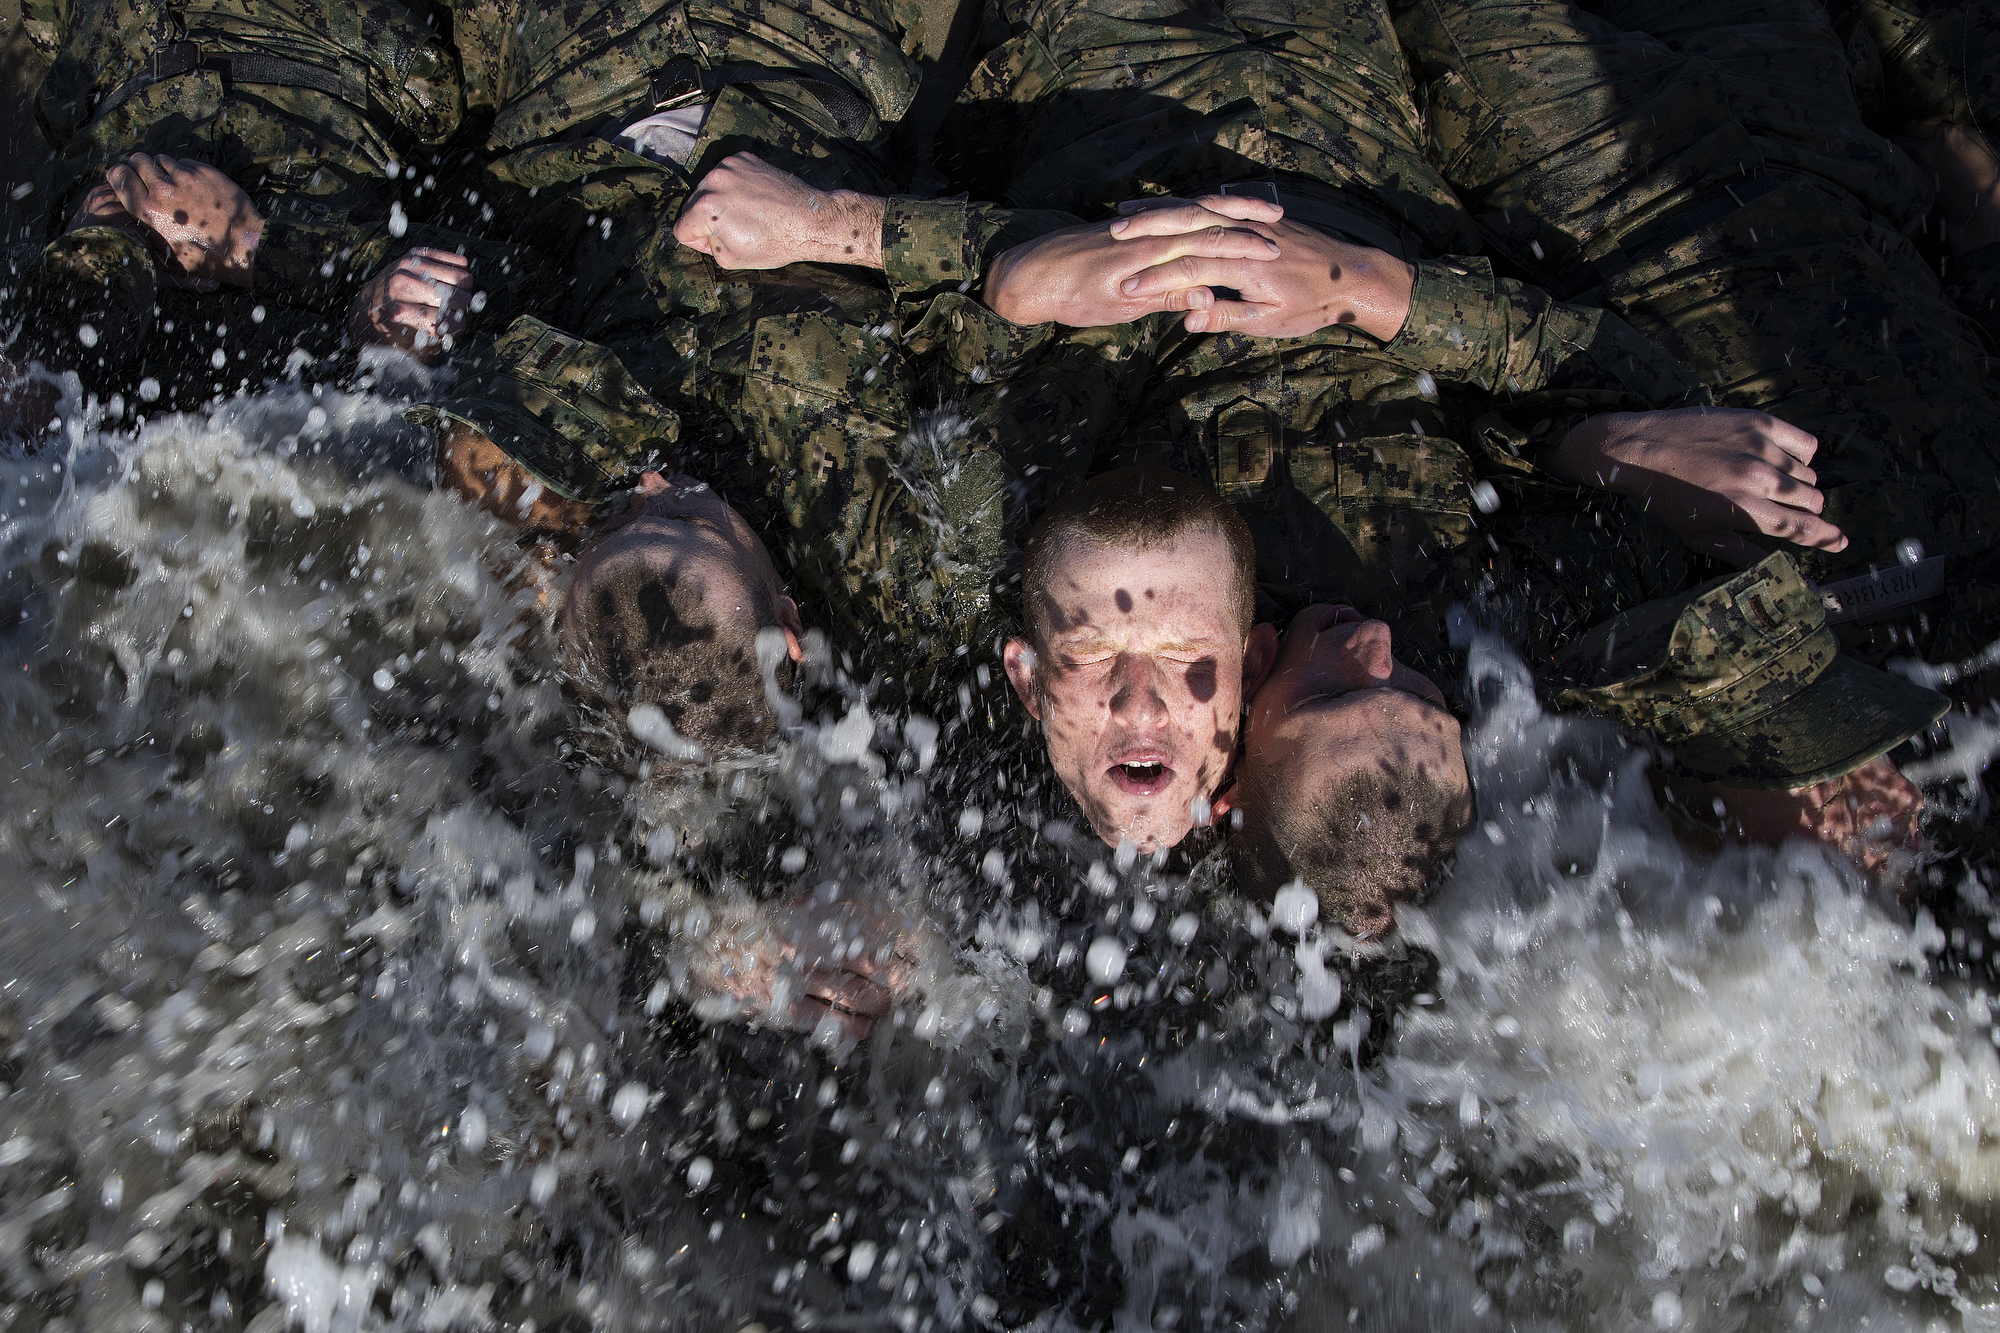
[1553,552,1948,789]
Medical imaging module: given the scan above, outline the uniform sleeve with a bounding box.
[1384,256,1707,404]
[878,196,1079,306]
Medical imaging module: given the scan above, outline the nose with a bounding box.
[1107,653,1171,727]
[1309,616,1396,690]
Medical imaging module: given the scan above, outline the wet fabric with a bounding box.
[420,0,1038,661]
[925,0,1711,678]
[25,0,462,313]
[1391,0,2000,661]
[1826,0,2000,138]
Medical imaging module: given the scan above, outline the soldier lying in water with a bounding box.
[1,0,517,408]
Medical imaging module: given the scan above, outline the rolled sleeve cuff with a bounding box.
[880,198,1079,305]
[1387,257,1702,404]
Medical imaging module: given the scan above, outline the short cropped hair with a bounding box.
[1021,467,1256,643]
[566,559,795,759]
[1230,765,1473,937]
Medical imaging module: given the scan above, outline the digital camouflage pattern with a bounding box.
[1554,552,1948,787]
[1827,0,2000,137]
[920,0,1714,677]
[1391,0,2000,660]
[26,0,462,306]
[419,0,1049,660]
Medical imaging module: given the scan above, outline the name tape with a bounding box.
[1816,556,1949,625]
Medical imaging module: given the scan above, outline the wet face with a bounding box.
[560,472,804,661]
[1002,528,1275,853]
[1238,603,1466,822]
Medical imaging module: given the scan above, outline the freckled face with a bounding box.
[1004,529,1250,853]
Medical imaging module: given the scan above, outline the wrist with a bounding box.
[820,191,885,269]
[224,216,263,287]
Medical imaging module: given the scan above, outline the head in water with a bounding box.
[1227,604,1472,937]
[562,472,805,760]
[1002,467,1278,853]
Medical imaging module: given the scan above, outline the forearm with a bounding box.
[1385,258,1702,404]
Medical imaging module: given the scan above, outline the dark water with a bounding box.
[2,365,1998,1333]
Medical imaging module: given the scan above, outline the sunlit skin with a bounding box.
[1222,605,1468,938]
[1002,529,1278,853]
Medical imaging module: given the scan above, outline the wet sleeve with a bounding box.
[1384,257,1706,405]
[878,196,1079,307]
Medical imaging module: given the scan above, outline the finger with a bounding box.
[386,260,472,291]
[375,300,440,343]
[1184,297,1292,336]
[132,154,173,188]
[385,272,450,306]
[104,165,149,215]
[1118,250,1284,299]
[1739,497,1848,551]
[1111,205,1280,245]
[1114,196,1199,217]
[1759,416,1818,465]
[670,211,716,253]
[1762,469,1826,512]
[400,246,473,271]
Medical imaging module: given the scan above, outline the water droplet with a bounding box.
[1086,936,1127,985]
[846,1240,878,1281]
[685,1156,714,1191]
[1269,883,1318,934]
[610,1083,648,1129]
[1169,913,1199,945]
[458,1106,487,1153]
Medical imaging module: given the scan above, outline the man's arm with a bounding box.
[670,152,1283,326]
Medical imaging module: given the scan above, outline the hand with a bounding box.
[1110,195,1416,340]
[1543,407,1846,566]
[348,247,480,363]
[983,197,1284,328]
[105,154,262,289]
[672,152,886,270]
[687,886,925,1042]
[1889,120,2000,256]
[1679,756,1925,890]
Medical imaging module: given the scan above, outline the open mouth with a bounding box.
[1108,760,1173,796]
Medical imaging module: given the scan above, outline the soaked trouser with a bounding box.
[1393,0,2000,660]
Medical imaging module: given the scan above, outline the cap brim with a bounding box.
[1665,656,1949,789]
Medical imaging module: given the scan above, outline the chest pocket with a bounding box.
[1208,397,1276,491]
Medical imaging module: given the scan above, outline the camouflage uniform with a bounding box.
[911,0,1713,679]
[1390,0,2000,660]
[419,0,1088,657]
[11,0,470,391]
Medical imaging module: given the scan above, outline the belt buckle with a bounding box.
[649,57,708,110]
[1219,180,1280,207]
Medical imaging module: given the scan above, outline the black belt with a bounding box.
[643,54,874,143]
[1217,180,1413,260]
[95,41,357,120]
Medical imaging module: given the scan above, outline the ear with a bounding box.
[1241,622,1280,700]
[773,595,807,662]
[1001,637,1044,721]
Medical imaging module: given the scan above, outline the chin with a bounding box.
[1088,801,1194,854]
